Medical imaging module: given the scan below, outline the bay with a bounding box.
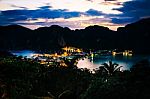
[11,50,150,70]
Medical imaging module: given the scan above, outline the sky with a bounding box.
[0,0,150,31]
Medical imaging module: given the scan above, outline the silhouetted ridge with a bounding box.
[0,17,150,53]
[1,24,31,31]
[117,18,150,54]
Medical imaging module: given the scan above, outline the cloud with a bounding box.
[0,6,82,25]
[0,5,108,25]
[0,0,137,30]
[14,14,121,30]
[10,4,27,9]
[49,0,123,14]
[111,0,150,24]
[111,17,136,24]
[0,0,125,14]
[0,0,52,10]
[86,9,104,16]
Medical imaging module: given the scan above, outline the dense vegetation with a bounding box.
[0,52,150,99]
[0,18,150,53]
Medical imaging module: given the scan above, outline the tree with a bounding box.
[62,57,79,69]
[100,60,122,76]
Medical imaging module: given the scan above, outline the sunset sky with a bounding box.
[0,0,150,30]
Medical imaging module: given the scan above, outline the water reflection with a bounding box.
[11,50,150,71]
[77,58,99,70]
[11,50,35,58]
[77,55,150,71]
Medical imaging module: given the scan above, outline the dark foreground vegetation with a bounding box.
[1,52,150,99]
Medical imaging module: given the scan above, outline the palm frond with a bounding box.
[100,60,123,75]
[114,66,123,72]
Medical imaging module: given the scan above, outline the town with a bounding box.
[27,47,133,66]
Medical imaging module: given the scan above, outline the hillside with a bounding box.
[0,18,150,53]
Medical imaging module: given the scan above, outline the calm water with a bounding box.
[11,50,150,70]
[77,55,150,70]
[11,50,36,58]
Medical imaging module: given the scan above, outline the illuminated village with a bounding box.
[30,46,133,66]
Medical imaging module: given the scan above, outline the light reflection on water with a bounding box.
[77,58,99,70]
[11,50,150,71]
[77,55,150,70]
[11,50,35,58]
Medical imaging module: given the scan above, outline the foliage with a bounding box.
[0,55,92,99]
[98,60,123,76]
[81,59,150,99]
[1,54,150,99]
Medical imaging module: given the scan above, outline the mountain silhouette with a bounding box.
[117,18,150,54]
[0,18,150,53]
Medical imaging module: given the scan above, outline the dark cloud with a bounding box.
[38,6,52,9]
[1,0,149,28]
[111,0,150,24]
[86,9,104,16]
[29,8,80,19]
[0,6,81,25]
[0,10,29,25]
[0,5,106,26]
[111,17,137,24]
[10,4,28,9]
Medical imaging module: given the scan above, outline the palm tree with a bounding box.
[100,60,122,76]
